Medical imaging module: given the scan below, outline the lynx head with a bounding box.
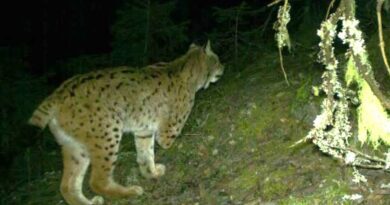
[175,40,224,91]
[201,40,224,89]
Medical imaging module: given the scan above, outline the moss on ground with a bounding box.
[5,50,390,205]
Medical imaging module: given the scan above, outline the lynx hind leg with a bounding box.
[88,131,143,198]
[61,146,104,205]
[49,119,103,205]
[135,134,165,178]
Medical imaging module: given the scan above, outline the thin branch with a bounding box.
[320,143,389,171]
[324,143,386,164]
[283,0,289,13]
[183,133,202,136]
[376,0,390,76]
[353,55,390,110]
[343,147,386,163]
[276,0,291,86]
[325,0,337,20]
[267,0,283,7]
[278,47,290,86]
[363,74,390,110]
[355,163,390,172]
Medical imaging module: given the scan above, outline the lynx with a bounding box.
[28,41,224,205]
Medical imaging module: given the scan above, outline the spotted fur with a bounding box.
[29,41,223,205]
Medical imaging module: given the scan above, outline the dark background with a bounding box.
[0,0,387,200]
[0,0,272,74]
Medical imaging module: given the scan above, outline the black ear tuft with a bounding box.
[192,35,208,47]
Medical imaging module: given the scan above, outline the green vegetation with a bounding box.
[346,58,390,146]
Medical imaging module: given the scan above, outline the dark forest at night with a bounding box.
[1,0,390,204]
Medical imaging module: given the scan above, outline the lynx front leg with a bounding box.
[156,123,181,149]
[134,134,165,178]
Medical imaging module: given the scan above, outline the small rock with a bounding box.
[178,143,183,149]
[280,118,288,123]
[207,135,215,141]
[229,140,237,145]
[276,92,286,98]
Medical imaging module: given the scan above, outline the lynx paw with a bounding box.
[127,185,144,196]
[140,163,166,179]
[91,195,104,205]
[155,164,166,177]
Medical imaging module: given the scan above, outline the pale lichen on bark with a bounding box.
[303,0,390,173]
[272,0,291,86]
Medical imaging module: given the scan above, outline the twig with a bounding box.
[376,0,390,76]
[354,55,390,110]
[275,0,290,86]
[267,0,283,7]
[344,147,386,163]
[355,163,389,171]
[290,137,307,148]
[325,0,336,19]
[183,133,202,136]
[348,148,386,163]
[323,142,386,164]
[317,142,390,171]
[283,0,289,13]
[278,47,290,86]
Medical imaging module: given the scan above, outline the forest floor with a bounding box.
[5,50,390,205]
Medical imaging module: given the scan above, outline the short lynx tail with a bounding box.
[28,98,55,129]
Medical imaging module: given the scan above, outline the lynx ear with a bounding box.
[205,40,212,55]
